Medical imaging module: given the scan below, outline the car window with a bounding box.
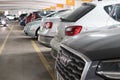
[51,10,69,17]
[46,12,56,17]
[61,3,96,22]
[57,10,72,17]
[104,5,113,14]
[45,10,69,17]
[104,4,120,22]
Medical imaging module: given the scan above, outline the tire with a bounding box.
[35,27,40,39]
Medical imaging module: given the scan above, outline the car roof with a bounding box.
[90,1,120,6]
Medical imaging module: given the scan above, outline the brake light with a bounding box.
[65,26,82,36]
[43,22,53,29]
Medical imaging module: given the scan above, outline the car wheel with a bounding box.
[36,27,40,39]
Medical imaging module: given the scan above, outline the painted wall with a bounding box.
[7,9,37,17]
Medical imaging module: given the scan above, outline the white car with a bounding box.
[38,9,71,47]
[50,1,120,59]
[24,19,41,38]
[6,15,15,20]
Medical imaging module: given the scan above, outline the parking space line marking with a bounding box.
[0,25,14,54]
[31,40,55,80]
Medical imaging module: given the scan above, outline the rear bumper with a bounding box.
[38,35,54,47]
[50,37,60,52]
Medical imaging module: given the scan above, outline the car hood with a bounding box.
[62,25,120,61]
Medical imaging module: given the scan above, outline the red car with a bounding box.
[26,13,32,24]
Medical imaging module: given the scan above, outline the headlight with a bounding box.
[96,59,120,80]
[1,20,6,25]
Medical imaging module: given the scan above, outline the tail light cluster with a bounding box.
[43,22,53,29]
[65,25,82,36]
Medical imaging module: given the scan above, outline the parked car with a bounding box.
[56,24,120,80]
[20,10,54,26]
[50,1,120,59]
[25,13,32,24]
[24,20,41,38]
[23,11,57,38]
[19,13,28,21]
[0,15,8,26]
[6,14,15,20]
[26,11,54,24]
[20,18,26,26]
[19,13,31,26]
[38,9,71,47]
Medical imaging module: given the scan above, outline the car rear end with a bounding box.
[38,17,61,47]
[50,21,74,51]
[38,10,72,47]
[50,2,96,58]
[51,1,120,59]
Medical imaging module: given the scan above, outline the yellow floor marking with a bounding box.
[31,40,55,80]
[0,25,14,54]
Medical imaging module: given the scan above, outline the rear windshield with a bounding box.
[61,3,96,22]
[55,10,72,17]
[46,10,69,17]
[51,10,69,17]
[104,4,120,21]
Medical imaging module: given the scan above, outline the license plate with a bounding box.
[57,73,64,80]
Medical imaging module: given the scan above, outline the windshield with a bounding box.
[50,10,70,17]
[57,10,73,17]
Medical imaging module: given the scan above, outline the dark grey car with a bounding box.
[56,24,120,80]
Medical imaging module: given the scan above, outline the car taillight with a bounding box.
[43,22,53,29]
[65,25,82,36]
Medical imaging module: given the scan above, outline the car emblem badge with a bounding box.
[59,54,72,66]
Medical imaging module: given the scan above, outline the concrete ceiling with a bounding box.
[0,0,65,10]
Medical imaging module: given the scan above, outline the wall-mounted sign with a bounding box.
[43,8,51,10]
[66,0,75,6]
[50,6,56,10]
[56,4,64,8]
[80,0,93,2]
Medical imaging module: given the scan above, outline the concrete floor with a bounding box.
[0,21,55,80]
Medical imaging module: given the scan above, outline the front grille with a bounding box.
[56,47,85,80]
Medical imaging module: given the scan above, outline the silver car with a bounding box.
[24,19,41,38]
[23,11,56,38]
[38,9,71,47]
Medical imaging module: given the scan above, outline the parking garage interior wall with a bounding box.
[8,10,37,17]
